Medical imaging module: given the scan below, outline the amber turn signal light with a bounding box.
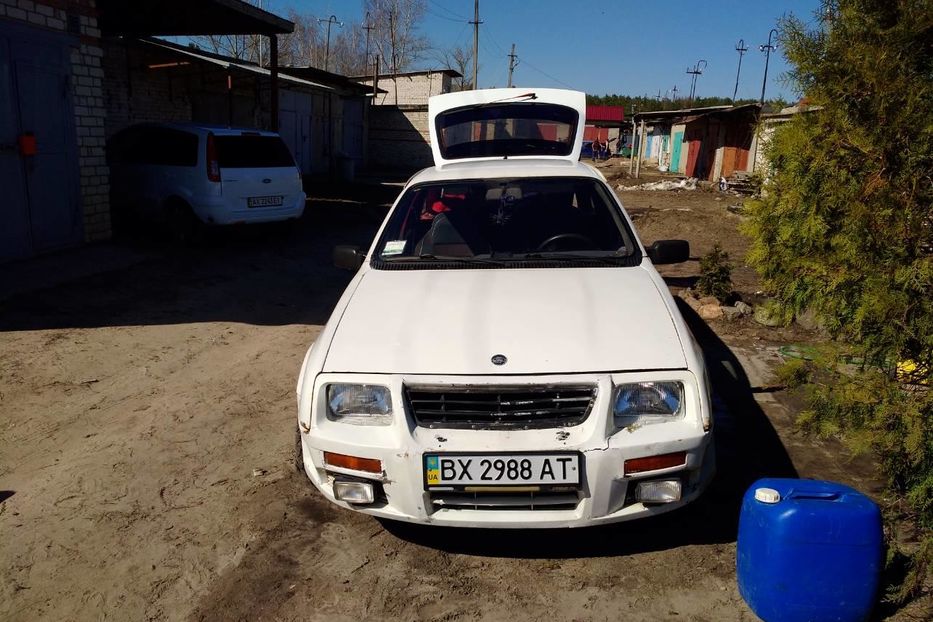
[624,451,687,474]
[323,451,382,474]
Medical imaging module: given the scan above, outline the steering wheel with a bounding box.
[535,233,597,252]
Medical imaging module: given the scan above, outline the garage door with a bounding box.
[0,21,81,262]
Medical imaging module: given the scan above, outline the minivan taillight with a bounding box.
[206,133,221,182]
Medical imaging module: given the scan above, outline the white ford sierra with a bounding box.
[296,88,715,528]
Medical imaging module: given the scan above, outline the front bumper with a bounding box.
[299,372,714,528]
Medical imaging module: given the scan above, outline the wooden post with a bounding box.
[628,116,637,176]
[269,34,279,131]
[634,119,646,178]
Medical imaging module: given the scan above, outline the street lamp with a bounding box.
[318,15,344,72]
[759,29,778,105]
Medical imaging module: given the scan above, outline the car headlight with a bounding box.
[613,381,684,426]
[326,384,393,425]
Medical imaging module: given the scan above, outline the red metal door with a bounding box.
[685,140,701,177]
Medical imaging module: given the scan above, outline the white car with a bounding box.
[107,123,305,238]
[296,88,714,528]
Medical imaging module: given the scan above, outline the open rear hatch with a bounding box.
[428,88,586,167]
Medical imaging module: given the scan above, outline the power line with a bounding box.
[519,56,575,89]
[427,0,469,20]
[425,7,469,23]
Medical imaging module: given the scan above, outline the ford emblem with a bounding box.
[491,354,507,366]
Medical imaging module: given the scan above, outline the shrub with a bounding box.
[743,0,933,601]
[697,243,733,301]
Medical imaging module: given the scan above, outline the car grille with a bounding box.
[429,491,581,511]
[405,385,597,430]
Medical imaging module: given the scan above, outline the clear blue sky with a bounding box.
[260,0,823,100]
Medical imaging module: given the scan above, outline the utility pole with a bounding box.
[671,85,679,100]
[318,15,343,72]
[507,43,518,87]
[759,29,778,105]
[362,11,374,70]
[389,9,398,103]
[732,39,748,103]
[686,59,707,104]
[470,0,482,89]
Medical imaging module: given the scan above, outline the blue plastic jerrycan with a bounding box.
[737,478,883,622]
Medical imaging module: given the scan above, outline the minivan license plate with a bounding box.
[247,195,284,208]
[424,453,580,488]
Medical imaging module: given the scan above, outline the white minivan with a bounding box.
[296,88,714,528]
[108,123,305,237]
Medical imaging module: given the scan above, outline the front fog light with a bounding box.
[635,479,682,504]
[333,481,375,504]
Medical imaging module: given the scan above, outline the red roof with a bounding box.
[586,105,624,122]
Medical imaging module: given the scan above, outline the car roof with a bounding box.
[406,158,605,186]
[117,122,280,137]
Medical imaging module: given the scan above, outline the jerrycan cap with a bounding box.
[754,487,781,504]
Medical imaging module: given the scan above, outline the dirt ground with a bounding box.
[1,168,929,621]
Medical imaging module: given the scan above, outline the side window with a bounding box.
[106,128,138,165]
[144,129,199,167]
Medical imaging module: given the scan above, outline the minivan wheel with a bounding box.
[165,201,201,245]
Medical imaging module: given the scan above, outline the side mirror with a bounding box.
[647,240,690,264]
[333,245,365,271]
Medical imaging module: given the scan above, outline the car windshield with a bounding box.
[372,177,637,266]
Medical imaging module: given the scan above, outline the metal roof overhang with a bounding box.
[138,38,338,93]
[98,0,294,37]
[633,103,762,124]
[279,66,386,96]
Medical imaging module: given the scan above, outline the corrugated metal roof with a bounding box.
[139,37,339,93]
[586,105,624,122]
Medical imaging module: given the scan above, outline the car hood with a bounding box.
[323,267,686,375]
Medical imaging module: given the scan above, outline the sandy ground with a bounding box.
[1,173,928,621]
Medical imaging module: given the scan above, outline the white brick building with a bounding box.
[0,0,297,262]
[354,69,461,107]
[1,0,110,259]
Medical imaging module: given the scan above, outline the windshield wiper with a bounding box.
[382,253,508,266]
[520,252,627,264]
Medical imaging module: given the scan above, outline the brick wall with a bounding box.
[358,72,454,106]
[1,0,111,242]
[102,40,196,136]
[368,105,433,172]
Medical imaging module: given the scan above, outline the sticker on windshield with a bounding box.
[383,240,407,256]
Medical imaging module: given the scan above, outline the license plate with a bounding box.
[424,453,581,489]
[247,195,284,208]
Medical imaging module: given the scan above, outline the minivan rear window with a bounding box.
[214,135,295,168]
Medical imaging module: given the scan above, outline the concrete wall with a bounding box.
[357,72,453,106]
[2,0,110,241]
[367,104,433,172]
